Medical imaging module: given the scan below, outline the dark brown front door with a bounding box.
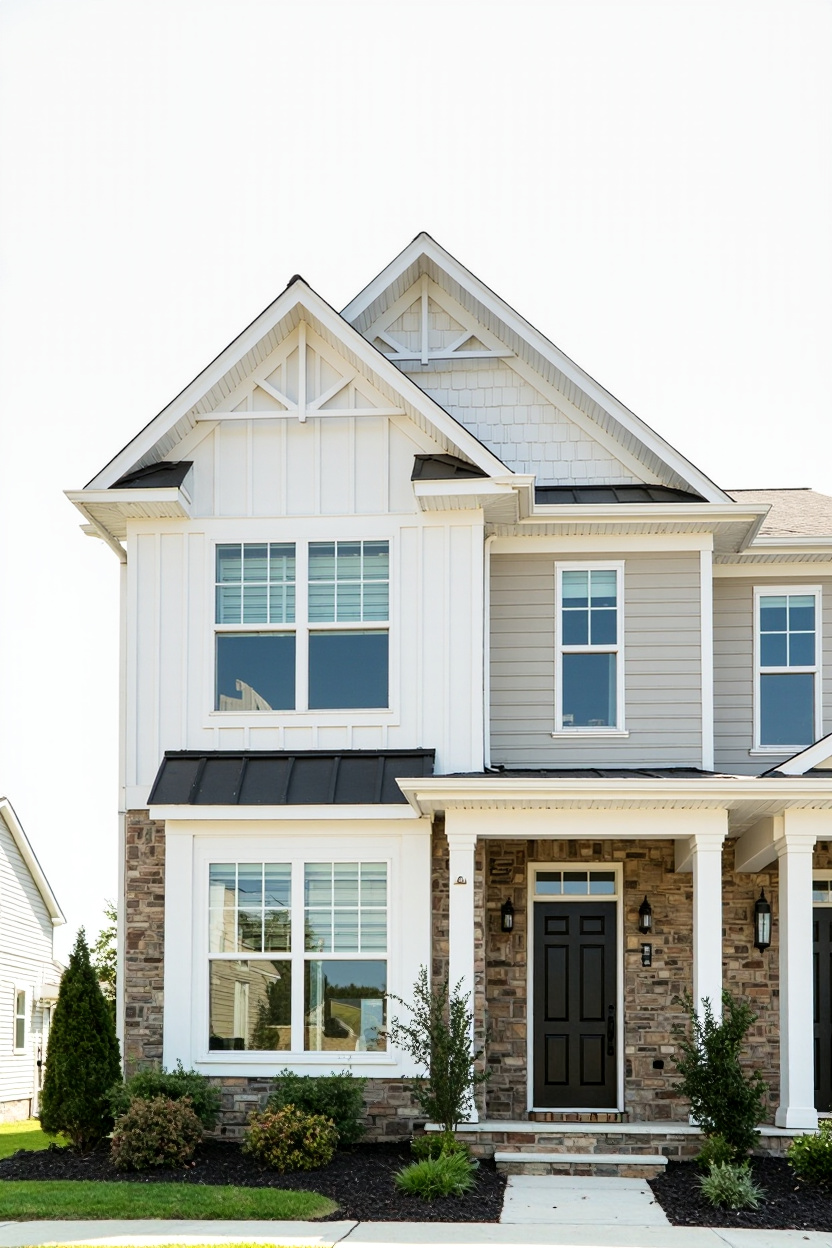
[533,901,617,1108]
[813,907,832,1111]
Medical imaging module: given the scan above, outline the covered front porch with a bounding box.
[401,771,832,1158]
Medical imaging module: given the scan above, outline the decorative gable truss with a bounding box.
[367,274,513,365]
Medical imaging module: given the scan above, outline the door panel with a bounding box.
[813,908,832,1111]
[533,900,617,1108]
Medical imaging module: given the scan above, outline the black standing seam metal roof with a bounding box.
[148,750,435,806]
[533,485,706,505]
[113,461,193,489]
[411,454,488,481]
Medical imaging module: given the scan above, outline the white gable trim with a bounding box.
[85,281,509,490]
[343,235,729,504]
[0,798,65,926]
[773,733,832,776]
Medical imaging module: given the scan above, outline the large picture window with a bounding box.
[214,540,389,713]
[555,564,623,732]
[755,586,821,748]
[208,860,388,1054]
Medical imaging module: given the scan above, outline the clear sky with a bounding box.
[0,0,829,959]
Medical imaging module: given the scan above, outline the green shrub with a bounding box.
[672,990,766,1157]
[111,1096,203,1171]
[40,929,122,1151]
[696,1133,736,1170]
[243,1105,338,1172]
[788,1120,832,1184]
[388,967,489,1134]
[410,1133,470,1161]
[266,1069,366,1147]
[395,1151,477,1200]
[699,1161,764,1210]
[108,1061,221,1130]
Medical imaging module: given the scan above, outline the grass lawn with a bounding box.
[0,1120,64,1160]
[0,1180,336,1221]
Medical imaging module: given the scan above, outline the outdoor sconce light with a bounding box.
[501,899,514,932]
[754,888,772,951]
[638,896,653,934]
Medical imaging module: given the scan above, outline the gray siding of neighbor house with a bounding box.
[714,575,832,775]
[490,550,703,768]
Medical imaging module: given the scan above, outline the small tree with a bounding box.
[40,928,122,1150]
[672,990,766,1158]
[91,900,117,1024]
[387,967,488,1138]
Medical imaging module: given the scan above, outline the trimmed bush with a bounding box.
[696,1133,736,1170]
[40,929,122,1151]
[108,1061,221,1130]
[672,990,766,1157]
[244,1105,338,1172]
[788,1119,832,1184]
[111,1095,203,1171]
[266,1070,366,1147]
[410,1133,470,1161]
[395,1151,477,1200]
[699,1161,764,1210]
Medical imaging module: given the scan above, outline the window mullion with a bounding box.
[295,543,310,712]
[290,862,305,1052]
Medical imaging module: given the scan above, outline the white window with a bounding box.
[207,860,388,1054]
[555,563,624,732]
[754,586,822,749]
[13,989,26,1053]
[215,540,389,712]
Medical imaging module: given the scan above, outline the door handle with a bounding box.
[607,1004,615,1057]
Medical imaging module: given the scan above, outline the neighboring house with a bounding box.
[67,235,832,1164]
[0,798,64,1122]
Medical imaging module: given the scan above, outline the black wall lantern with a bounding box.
[638,896,653,934]
[754,888,772,951]
[500,899,514,932]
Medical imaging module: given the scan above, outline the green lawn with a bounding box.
[0,1180,336,1221]
[0,1120,64,1160]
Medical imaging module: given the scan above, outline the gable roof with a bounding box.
[343,233,731,504]
[766,733,832,777]
[82,278,509,492]
[727,489,832,537]
[0,798,65,926]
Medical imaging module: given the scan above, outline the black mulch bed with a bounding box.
[0,1139,506,1223]
[651,1156,832,1231]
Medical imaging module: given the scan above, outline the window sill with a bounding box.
[551,730,629,739]
[748,748,804,756]
[196,1051,398,1066]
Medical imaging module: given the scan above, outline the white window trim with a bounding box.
[753,584,823,752]
[813,870,832,907]
[13,987,27,1054]
[552,561,625,736]
[206,535,399,726]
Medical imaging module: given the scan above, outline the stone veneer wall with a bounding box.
[124,810,166,1071]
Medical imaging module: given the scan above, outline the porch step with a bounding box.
[495,1151,668,1179]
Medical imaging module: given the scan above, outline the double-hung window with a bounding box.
[214,540,389,712]
[755,586,821,748]
[208,860,388,1054]
[13,990,26,1052]
[555,563,623,732]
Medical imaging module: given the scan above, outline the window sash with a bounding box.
[555,564,623,732]
[754,586,822,749]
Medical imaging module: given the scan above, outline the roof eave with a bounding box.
[0,799,65,925]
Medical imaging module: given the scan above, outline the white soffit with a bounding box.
[83,279,509,491]
[343,234,731,504]
[0,798,65,926]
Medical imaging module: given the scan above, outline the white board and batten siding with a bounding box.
[490,551,703,768]
[0,810,56,1113]
[714,576,832,775]
[124,413,485,807]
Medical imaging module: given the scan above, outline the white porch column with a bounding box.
[445,822,478,1123]
[692,830,726,1019]
[775,816,818,1129]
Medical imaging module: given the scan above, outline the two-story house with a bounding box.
[68,235,832,1162]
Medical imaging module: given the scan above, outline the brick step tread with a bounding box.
[495,1151,667,1166]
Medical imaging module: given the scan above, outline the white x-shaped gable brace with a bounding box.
[365,274,514,365]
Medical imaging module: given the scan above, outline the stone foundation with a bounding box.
[212,1076,421,1141]
[0,1098,31,1123]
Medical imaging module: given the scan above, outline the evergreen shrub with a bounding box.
[266,1069,366,1146]
[243,1105,338,1172]
[788,1120,832,1184]
[395,1151,477,1200]
[111,1095,203,1171]
[410,1133,470,1161]
[108,1061,221,1130]
[696,1133,736,1170]
[39,929,122,1151]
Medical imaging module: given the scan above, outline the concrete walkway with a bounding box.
[500,1174,669,1226]
[1,1221,832,1247]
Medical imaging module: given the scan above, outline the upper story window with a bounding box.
[215,540,389,713]
[555,563,623,732]
[755,586,821,748]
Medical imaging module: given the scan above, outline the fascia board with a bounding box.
[773,733,832,776]
[412,479,516,500]
[526,503,768,524]
[343,234,730,505]
[150,804,419,822]
[67,486,193,509]
[0,799,65,925]
[86,280,507,491]
[750,536,832,553]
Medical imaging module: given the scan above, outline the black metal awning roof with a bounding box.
[411,454,488,481]
[534,485,705,505]
[113,461,193,489]
[148,749,435,806]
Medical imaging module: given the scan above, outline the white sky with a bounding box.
[0,0,829,960]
